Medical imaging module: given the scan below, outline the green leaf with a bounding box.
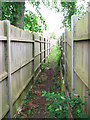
[28,110,31,115]
[46,97,50,101]
[48,105,52,110]
[42,91,47,96]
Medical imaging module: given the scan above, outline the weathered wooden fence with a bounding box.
[58,12,90,115]
[0,20,51,119]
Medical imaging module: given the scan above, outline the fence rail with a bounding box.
[0,20,51,119]
[58,12,90,115]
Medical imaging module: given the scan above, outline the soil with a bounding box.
[16,60,60,119]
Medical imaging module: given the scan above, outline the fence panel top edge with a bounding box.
[75,14,88,39]
[0,21,4,36]
[10,24,33,40]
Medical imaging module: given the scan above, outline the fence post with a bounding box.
[46,38,48,59]
[44,38,46,63]
[47,39,48,56]
[88,2,90,117]
[40,36,42,68]
[64,29,67,88]
[49,39,50,54]
[4,20,13,118]
[32,34,35,80]
[71,15,78,92]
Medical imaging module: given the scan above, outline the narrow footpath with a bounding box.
[16,60,60,118]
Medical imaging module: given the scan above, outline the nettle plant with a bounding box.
[42,91,88,118]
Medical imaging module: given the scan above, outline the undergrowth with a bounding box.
[48,44,61,68]
[41,43,61,71]
[42,90,88,119]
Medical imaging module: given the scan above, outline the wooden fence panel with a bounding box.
[0,21,8,119]
[75,41,88,77]
[67,43,72,90]
[59,13,90,115]
[74,14,88,40]
[0,21,4,36]
[0,20,51,119]
[41,37,44,62]
[0,42,6,75]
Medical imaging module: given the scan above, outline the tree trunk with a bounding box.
[12,2,25,29]
[17,2,25,29]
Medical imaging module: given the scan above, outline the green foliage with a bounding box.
[50,86,55,91]
[41,0,88,29]
[77,1,88,20]
[54,44,61,68]
[1,1,88,31]
[47,44,61,68]
[41,63,46,70]
[28,110,31,116]
[60,1,88,29]
[37,77,45,83]
[1,2,25,27]
[1,1,47,33]
[41,62,49,71]
[53,72,58,77]
[49,32,57,40]
[42,91,68,118]
[61,2,77,29]
[48,46,57,61]
[54,80,60,87]
[86,89,90,95]
[25,1,47,33]
[24,11,47,33]
[28,89,35,99]
[16,88,37,118]
[42,90,88,118]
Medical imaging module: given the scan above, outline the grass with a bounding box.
[48,44,61,68]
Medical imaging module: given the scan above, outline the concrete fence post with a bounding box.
[71,15,78,92]
[88,1,90,117]
[64,29,67,88]
[4,20,13,118]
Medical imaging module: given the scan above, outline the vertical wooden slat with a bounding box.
[0,19,51,118]
[4,20,13,118]
[88,2,90,116]
[71,15,78,92]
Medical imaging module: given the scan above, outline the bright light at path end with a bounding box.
[25,2,64,38]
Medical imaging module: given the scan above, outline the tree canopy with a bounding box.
[24,11,47,33]
[0,0,88,33]
[1,2,25,29]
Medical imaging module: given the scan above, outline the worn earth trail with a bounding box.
[16,60,60,118]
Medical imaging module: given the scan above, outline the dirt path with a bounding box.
[16,60,60,118]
